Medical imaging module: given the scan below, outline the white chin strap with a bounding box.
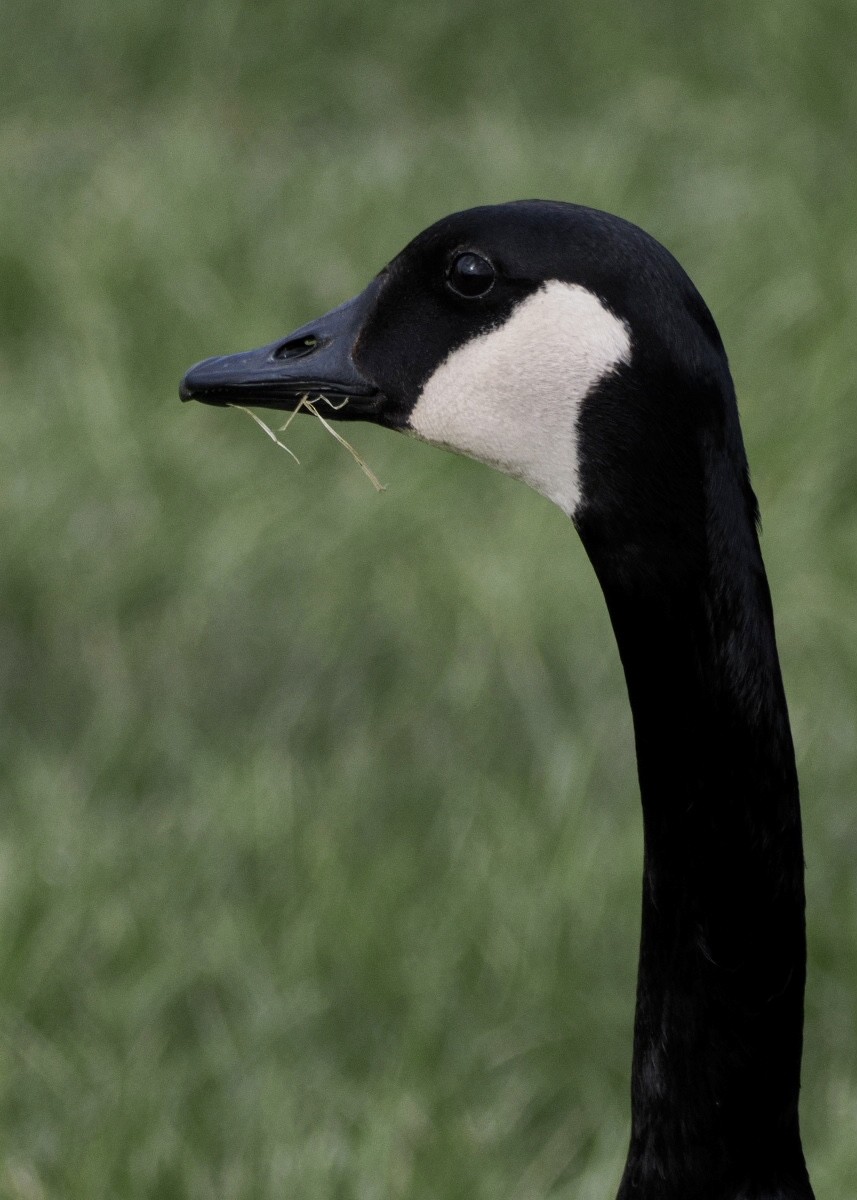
[408,281,631,517]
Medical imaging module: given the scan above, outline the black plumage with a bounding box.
[182,201,814,1199]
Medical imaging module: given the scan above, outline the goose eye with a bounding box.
[447,252,495,298]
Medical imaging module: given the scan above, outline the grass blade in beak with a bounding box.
[304,397,386,493]
[229,404,301,463]
[229,396,385,492]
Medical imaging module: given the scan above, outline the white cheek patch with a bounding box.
[408,281,631,516]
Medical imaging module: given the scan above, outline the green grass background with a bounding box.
[2,1,856,1195]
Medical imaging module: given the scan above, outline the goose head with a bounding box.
[181,201,741,569]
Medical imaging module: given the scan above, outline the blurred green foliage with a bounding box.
[1,1,856,1196]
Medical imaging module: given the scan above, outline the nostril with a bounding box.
[273,334,322,360]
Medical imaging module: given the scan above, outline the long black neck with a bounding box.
[577,410,813,1199]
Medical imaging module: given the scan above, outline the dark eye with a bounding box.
[447,252,495,298]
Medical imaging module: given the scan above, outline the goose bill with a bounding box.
[179,278,384,420]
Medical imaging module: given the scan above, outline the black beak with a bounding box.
[179,275,385,422]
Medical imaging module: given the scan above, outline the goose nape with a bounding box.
[181,201,814,1200]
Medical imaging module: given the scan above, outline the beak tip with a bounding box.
[179,359,224,405]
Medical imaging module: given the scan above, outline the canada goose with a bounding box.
[181,201,814,1200]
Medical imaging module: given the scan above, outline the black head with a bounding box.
[181,201,742,543]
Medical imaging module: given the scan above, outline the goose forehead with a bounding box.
[407,281,632,517]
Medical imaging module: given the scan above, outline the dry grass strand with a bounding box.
[231,396,385,491]
[229,404,301,463]
[304,397,386,492]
